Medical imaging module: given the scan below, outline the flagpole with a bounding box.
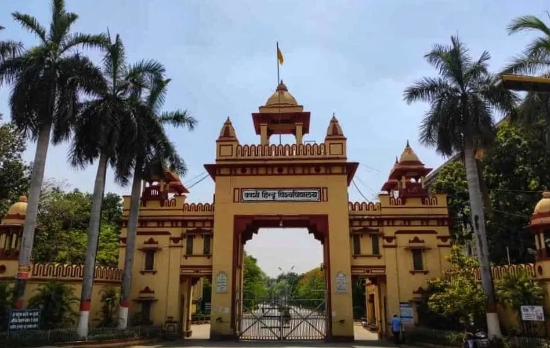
[276,41,280,85]
[276,42,282,145]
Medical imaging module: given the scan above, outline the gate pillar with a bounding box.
[209,210,236,340]
[326,211,355,341]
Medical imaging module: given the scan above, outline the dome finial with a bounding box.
[406,139,410,147]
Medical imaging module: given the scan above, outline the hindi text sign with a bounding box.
[216,272,228,294]
[241,188,321,202]
[521,305,544,321]
[335,272,347,294]
[8,309,41,331]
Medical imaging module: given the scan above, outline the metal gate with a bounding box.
[237,295,327,341]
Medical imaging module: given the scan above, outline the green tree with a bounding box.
[28,281,78,329]
[0,0,107,307]
[426,246,486,327]
[96,287,119,327]
[0,282,12,331]
[504,14,550,150]
[115,78,195,328]
[30,185,121,267]
[430,121,549,264]
[295,268,325,311]
[404,36,518,338]
[0,116,30,218]
[430,161,471,243]
[0,25,22,63]
[495,269,544,317]
[243,255,268,301]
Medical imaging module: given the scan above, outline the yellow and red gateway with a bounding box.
[116,80,452,341]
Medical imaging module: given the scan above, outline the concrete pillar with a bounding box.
[260,124,269,145]
[180,278,193,337]
[296,123,303,144]
[327,201,354,340]
[210,208,235,340]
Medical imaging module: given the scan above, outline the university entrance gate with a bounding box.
[117,80,453,341]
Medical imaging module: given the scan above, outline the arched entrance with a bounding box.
[233,215,330,341]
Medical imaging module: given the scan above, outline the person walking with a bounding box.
[390,314,402,344]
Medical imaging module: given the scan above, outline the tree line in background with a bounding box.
[0,0,196,336]
[429,120,550,265]
[242,255,366,318]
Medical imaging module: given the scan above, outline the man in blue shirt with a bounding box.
[390,314,402,344]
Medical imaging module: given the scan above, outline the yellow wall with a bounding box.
[0,260,121,327]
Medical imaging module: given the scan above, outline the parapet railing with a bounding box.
[30,263,123,283]
[471,263,536,281]
[218,143,348,160]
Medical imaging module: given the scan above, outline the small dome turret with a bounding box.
[1,195,27,225]
[534,191,550,215]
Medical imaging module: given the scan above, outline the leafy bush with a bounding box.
[96,287,119,327]
[0,282,12,331]
[28,281,78,329]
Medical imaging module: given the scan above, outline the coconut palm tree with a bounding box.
[69,33,165,337]
[504,14,550,150]
[403,35,518,339]
[0,25,22,63]
[0,0,106,308]
[115,78,196,328]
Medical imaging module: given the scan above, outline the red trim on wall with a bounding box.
[394,230,438,235]
[136,231,171,236]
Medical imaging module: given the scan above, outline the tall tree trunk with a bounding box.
[76,152,108,337]
[464,138,502,339]
[118,159,143,329]
[13,123,52,308]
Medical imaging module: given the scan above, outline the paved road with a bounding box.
[132,323,399,348]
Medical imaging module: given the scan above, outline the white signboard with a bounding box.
[400,302,414,323]
[335,272,347,294]
[241,188,321,202]
[521,305,544,321]
[216,272,228,294]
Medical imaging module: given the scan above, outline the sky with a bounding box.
[0,0,548,277]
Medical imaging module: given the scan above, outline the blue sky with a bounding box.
[0,0,547,276]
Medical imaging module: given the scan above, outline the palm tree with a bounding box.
[115,78,196,328]
[28,281,79,329]
[0,25,23,63]
[0,0,106,309]
[495,269,544,319]
[403,35,518,339]
[504,14,550,150]
[70,33,165,337]
[97,287,119,327]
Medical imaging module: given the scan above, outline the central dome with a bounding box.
[265,81,298,106]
